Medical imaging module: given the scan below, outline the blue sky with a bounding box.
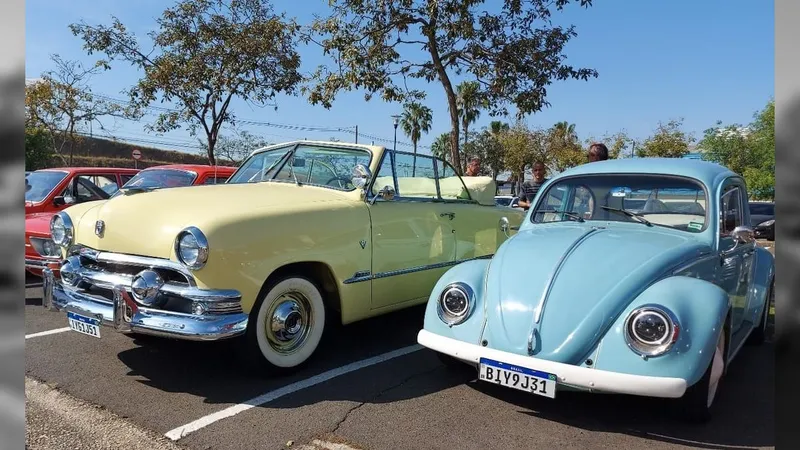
[25,0,774,156]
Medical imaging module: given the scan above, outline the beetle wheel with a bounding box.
[676,326,727,423]
[747,278,773,345]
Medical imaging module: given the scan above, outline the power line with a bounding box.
[92,92,433,150]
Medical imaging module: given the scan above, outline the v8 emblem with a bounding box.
[359,240,367,249]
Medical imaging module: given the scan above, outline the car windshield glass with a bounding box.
[118,169,197,193]
[227,147,294,184]
[495,197,512,206]
[228,144,372,191]
[531,174,708,233]
[749,203,774,216]
[25,171,68,203]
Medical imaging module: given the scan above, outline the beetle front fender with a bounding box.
[421,259,491,345]
[593,275,730,387]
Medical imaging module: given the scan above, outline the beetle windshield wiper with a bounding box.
[600,206,652,226]
[537,209,585,222]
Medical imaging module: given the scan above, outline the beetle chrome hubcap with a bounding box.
[266,292,312,355]
[707,330,725,407]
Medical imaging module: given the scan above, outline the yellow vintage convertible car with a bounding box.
[42,140,524,372]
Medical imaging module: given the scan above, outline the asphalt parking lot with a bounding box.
[24,246,776,450]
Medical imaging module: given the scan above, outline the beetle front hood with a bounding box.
[69,182,353,258]
[481,224,710,365]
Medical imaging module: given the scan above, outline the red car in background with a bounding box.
[25,167,141,216]
[24,164,236,277]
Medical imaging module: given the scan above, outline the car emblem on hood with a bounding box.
[359,240,367,249]
[95,220,105,237]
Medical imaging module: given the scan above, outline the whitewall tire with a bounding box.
[246,276,326,372]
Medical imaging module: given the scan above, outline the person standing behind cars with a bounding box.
[587,142,609,162]
[517,161,549,210]
[465,156,481,176]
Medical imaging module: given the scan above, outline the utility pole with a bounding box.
[355,125,358,144]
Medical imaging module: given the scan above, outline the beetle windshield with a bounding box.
[115,169,197,195]
[26,170,68,203]
[530,174,709,233]
[227,144,372,191]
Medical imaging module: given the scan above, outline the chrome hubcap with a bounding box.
[707,330,725,407]
[266,292,313,355]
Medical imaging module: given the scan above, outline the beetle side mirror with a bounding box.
[732,225,755,244]
[723,225,755,255]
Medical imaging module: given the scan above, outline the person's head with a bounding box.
[588,143,609,162]
[466,156,481,176]
[532,161,546,183]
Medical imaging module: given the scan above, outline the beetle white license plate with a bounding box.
[67,311,101,338]
[478,357,557,399]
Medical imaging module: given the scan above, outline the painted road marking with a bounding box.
[295,439,364,450]
[25,327,71,339]
[164,344,424,441]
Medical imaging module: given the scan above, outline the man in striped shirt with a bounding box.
[517,161,548,210]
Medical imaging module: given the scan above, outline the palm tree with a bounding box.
[552,121,578,144]
[457,81,484,161]
[431,132,451,162]
[400,101,433,155]
[400,101,433,176]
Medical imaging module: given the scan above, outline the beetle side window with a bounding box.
[393,153,438,199]
[720,187,743,237]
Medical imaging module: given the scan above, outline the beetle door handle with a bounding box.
[440,212,455,220]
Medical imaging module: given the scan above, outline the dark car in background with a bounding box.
[749,201,775,241]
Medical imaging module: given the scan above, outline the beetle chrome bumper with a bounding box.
[42,268,249,341]
[417,329,688,398]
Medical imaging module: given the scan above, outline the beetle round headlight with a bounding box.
[50,212,74,247]
[174,226,209,270]
[624,305,680,357]
[437,282,475,326]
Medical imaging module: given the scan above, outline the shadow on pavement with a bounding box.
[459,316,776,450]
[114,304,440,405]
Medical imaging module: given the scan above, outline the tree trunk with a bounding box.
[412,139,417,177]
[425,29,461,173]
[206,133,217,166]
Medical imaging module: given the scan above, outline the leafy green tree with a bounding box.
[464,129,505,181]
[25,127,52,170]
[636,118,695,158]
[583,130,634,159]
[214,128,272,165]
[700,99,775,199]
[303,0,598,173]
[69,0,302,165]
[25,55,127,165]
[547,121,583,172]
[497,121,546,181]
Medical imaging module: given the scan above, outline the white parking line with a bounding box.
[164,344,424,441]
[25,327,71,339]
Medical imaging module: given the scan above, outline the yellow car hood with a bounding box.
[71,182,354,258]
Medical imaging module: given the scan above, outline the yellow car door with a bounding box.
[434,160,525,261]
[368,152,457,311]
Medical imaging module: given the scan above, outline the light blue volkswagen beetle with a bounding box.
[417,158,774,423]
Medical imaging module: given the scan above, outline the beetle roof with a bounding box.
[556,158,738,188]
